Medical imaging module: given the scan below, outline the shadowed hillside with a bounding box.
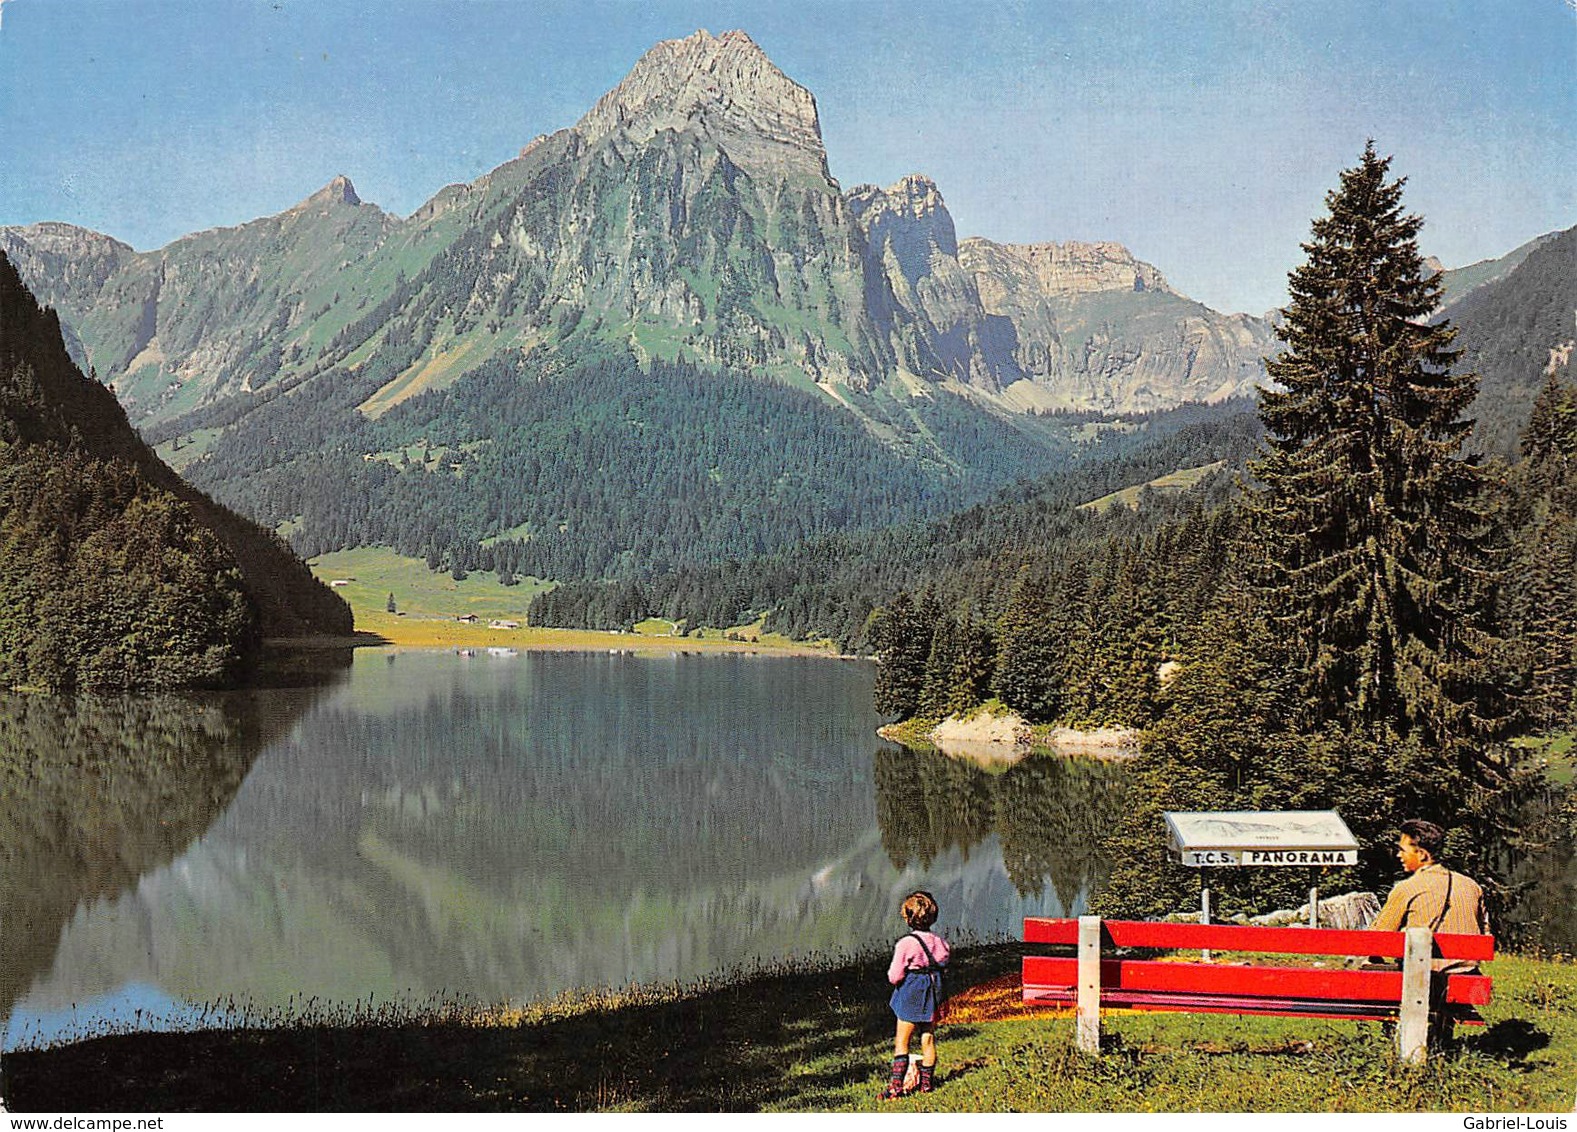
[0,251,350,689]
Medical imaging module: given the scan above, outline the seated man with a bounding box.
[1369,818,1489,974]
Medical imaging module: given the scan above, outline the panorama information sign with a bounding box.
[1164,810,1360,868]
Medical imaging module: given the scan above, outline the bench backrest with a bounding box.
[1024,917,1495,961]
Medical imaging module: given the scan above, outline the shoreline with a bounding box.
[879,713,1141,761]
[4,948,1568,1112]
[266,618,853,658]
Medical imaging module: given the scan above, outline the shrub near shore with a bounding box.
[4,946,1573,1112]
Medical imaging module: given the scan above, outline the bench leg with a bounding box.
[1397,926,1433,1065]
[1076,914,1101,1055]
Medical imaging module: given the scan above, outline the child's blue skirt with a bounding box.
[890,969,942,1023]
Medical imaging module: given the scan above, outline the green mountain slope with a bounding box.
[176,350,1099,580]
[0,31,1282,585]
[528,403,1262,646]
[1435,230,1561,309]
[0,251,350,690]
[1444,225,1577,457]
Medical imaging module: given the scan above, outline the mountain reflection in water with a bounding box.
[0,670,346,1049]
[3,651,1137,1048]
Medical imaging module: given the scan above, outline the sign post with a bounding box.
[1163,811,1360,930]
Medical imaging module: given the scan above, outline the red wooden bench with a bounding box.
[1022,916,1495,1063]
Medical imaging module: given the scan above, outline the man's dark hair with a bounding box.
[1399,818,1446,858]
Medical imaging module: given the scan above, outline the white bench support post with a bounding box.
[1200,886,1212,962]
[1397,926,1434,1065]
[1076,914,1102,1055]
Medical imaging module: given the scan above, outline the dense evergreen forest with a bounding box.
[528,407,1261,646]
[0,252,349,691]
[172,332,1248,585]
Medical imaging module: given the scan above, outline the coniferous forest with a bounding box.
[0,252,350,690]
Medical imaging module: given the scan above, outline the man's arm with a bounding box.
[1368,884,1411,934]
[1362,885,1414,964]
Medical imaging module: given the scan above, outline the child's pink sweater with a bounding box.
[888,930,950,984]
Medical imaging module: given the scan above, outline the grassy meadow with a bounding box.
[1077,460,1227,514]
[5,945,1573,1112]
[298,547,836,654]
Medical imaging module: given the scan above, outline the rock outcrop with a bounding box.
[848,175,1013,390]
[964,239,1173,298]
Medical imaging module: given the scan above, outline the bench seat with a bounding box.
[1023,956,1492,1021]
[1021,916,1495,1062]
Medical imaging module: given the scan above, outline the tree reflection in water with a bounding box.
[875,746,1128,909]
[0,663,347,1043]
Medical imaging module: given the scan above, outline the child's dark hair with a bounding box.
[901,890,939,930]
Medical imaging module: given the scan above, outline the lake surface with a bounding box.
[1,649,1125,1050]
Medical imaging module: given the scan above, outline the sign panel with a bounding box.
[1179,848,1359,868]
[1165,810,1359,868]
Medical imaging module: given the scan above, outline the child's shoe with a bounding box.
[918,1062,935,1093]
[878,1055,910,1100]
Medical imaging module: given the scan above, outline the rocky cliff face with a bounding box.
[526,32,889,388]
[845,174,1273,407]
[960,238,1273,410]
[2,28,1274,429]
[848,175,1013,391]
[964,239,1173,298]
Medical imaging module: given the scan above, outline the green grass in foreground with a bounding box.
[4,946,1574,1112]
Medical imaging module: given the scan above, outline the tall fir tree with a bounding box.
[1503,372,1577,728]
[1250,143,1505,767]
[870,592,929,719]
[993,568,1064,722]
[919,611,962,720]
[943,603,996,716]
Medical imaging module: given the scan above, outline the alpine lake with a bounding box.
[2,647,1128,1052]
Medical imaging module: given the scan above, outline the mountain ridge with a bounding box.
[0,29,1566,584]
[0,28,1275,430]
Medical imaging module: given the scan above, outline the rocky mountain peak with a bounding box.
[293,175,362,211]
[850,174,948,220]
[0,222,133,258]
[848,174,959,260]
[572,29,829,182]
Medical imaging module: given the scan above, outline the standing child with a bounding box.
[880,890,950,1099]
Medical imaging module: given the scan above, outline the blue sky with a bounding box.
[0,0,1571,315]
